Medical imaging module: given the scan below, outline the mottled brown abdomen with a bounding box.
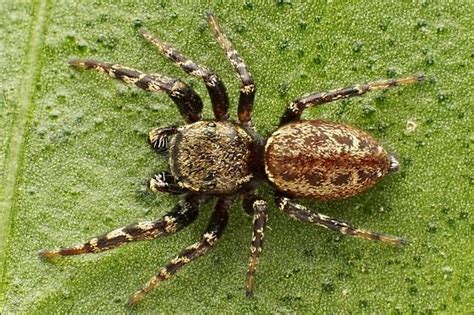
[264,120,391,200]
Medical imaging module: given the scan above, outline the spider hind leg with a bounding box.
[276,195,407,246]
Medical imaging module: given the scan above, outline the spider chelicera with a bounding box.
[40,12,423,305]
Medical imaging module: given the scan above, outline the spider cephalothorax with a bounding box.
[40,12,423,305]
[166,120,263,194]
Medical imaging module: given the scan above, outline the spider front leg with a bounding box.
[207,12,256,126]
[280,75,424,125]
[140,30,230,120]
[128,196,234,305]
[244,197,268,297]
[69,59,203,123]
[276,195,406,246]
[39,194,206,259]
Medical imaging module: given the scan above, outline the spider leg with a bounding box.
[128,196,234,305]
[148,125,178,155]
[276,195,406,246]
[140,30,230,120]
[245,198,268,297]
[149,171,186,195]
[206,12,256,126]
[241,190,258,215]
[279,75,424,125]
[39,194,206,259]
[69,59,203,123]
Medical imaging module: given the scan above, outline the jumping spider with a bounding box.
[40,12,423,305]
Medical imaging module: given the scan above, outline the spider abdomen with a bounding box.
[169,120,256,194]
[264,120,391,200]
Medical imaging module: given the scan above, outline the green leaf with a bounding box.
[1,1,472,313]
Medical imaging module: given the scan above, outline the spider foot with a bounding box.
[68,58,87,68]
[350,228,408,246]
[38,249,61,261]
[128,290,146,306]
[246,289,254,298]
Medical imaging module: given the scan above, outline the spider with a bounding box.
[40,12,423,305]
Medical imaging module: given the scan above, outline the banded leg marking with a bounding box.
[206,12,256,125]
[39,195,204,259]
[128,196,234,305]
[148,125,178,154]
[149,171,186,195]
[280,75,424,125]
[246,199,268,297]
[140,30,230,120]
[69,59,203,123]
[276,196,406,246]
